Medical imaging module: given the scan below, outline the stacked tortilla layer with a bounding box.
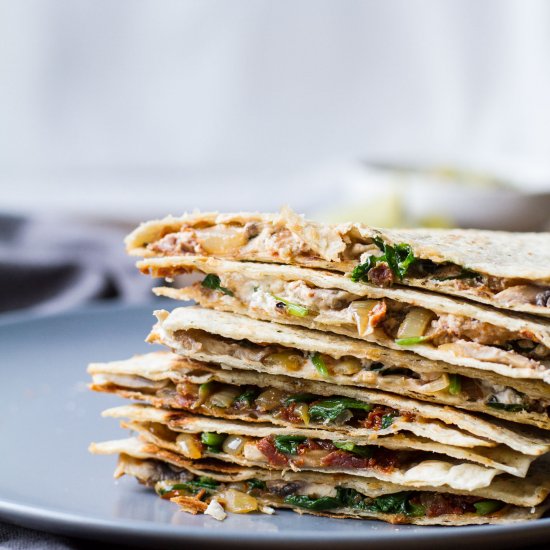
[90,209,550,524]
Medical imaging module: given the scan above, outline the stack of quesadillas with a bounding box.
[90,208,550,525]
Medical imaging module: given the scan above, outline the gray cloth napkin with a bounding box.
[0,213,153,315]
[0,213,153,549]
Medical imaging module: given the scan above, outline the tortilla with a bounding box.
[125,208,550,317]
[140,255,550,384]
[90,437,550,508]
[88,352,539,452]
[149,307,550,443]
[101,403,537,479]
[92,440,549,525]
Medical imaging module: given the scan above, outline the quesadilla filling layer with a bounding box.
[99,375,412,432]
[190,273,550,369]
[138,421,478,481]
[145,220,550,308]
[123,456,508,522]
[170,328,550,422]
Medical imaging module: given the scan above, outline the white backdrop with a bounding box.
[1,0,549,218]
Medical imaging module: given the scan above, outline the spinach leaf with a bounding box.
[247,478,267,491]
[156,476,220,496]
[284,494,340,511]
[309,397,372,423]
[333,441,373,458]
[366,492,411,515]
[381,414,396,430]
[336,487,367,509]
[205,273,233,296]
[350,256,377,283]
[351,238,416,283]
[407,501,426,517]
[311,353,329,377]
[201,274,234,296]
[486,400,525,413]
[274,435,307,455]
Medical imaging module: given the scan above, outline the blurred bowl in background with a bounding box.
[312,161,550,231]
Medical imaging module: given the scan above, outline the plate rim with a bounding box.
[1,303,550,547]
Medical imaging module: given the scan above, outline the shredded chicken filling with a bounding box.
[194,274,550,364]
[171,330,550,416]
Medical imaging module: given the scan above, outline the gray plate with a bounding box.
[1,303,549,549]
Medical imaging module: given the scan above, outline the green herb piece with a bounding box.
[309,397,372,423]
[474,500,504,516]
[156,476,220,496]
[486,400,525,413]
[386,242,416,280]
[274,435,307,455]
[311,353,329,377]
[448,374,462,395]
[233,388,259,406]
[200,432,226,452]
[247,478,267,491]
[366,492,411,515]
[333,441,373,458]
[381,414,396,430]
[283,393,316,406]
[434,268,479,282]
[201,274,234,296]
[272,295,309,317]
[351,238,416,284]
[350,256,377,283]
[395,336,427,346]
[407,501,426,517]
[284,494,341,511]
[336,487,367,509]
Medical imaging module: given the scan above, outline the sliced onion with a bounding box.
[208,386,241,408]
[350,300,379,335]
[255,388,286,411]
[294,402,310,425]
[332,357,362,375]
[222,434,247,455]
[263,351,304,371]
[197,226,248,255]
[419,373,450,394]
[198,381,215,405]
[397,307,435,339]
[176,433,203,459]
[219,489,258,513]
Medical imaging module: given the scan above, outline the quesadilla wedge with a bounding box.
[89,355,495,450]
[125,208,550,317]
[142,256,550,382]
[102,403,535,479]
[89,352,538,453]
[90,438,550,524]
[149,306,550,434]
